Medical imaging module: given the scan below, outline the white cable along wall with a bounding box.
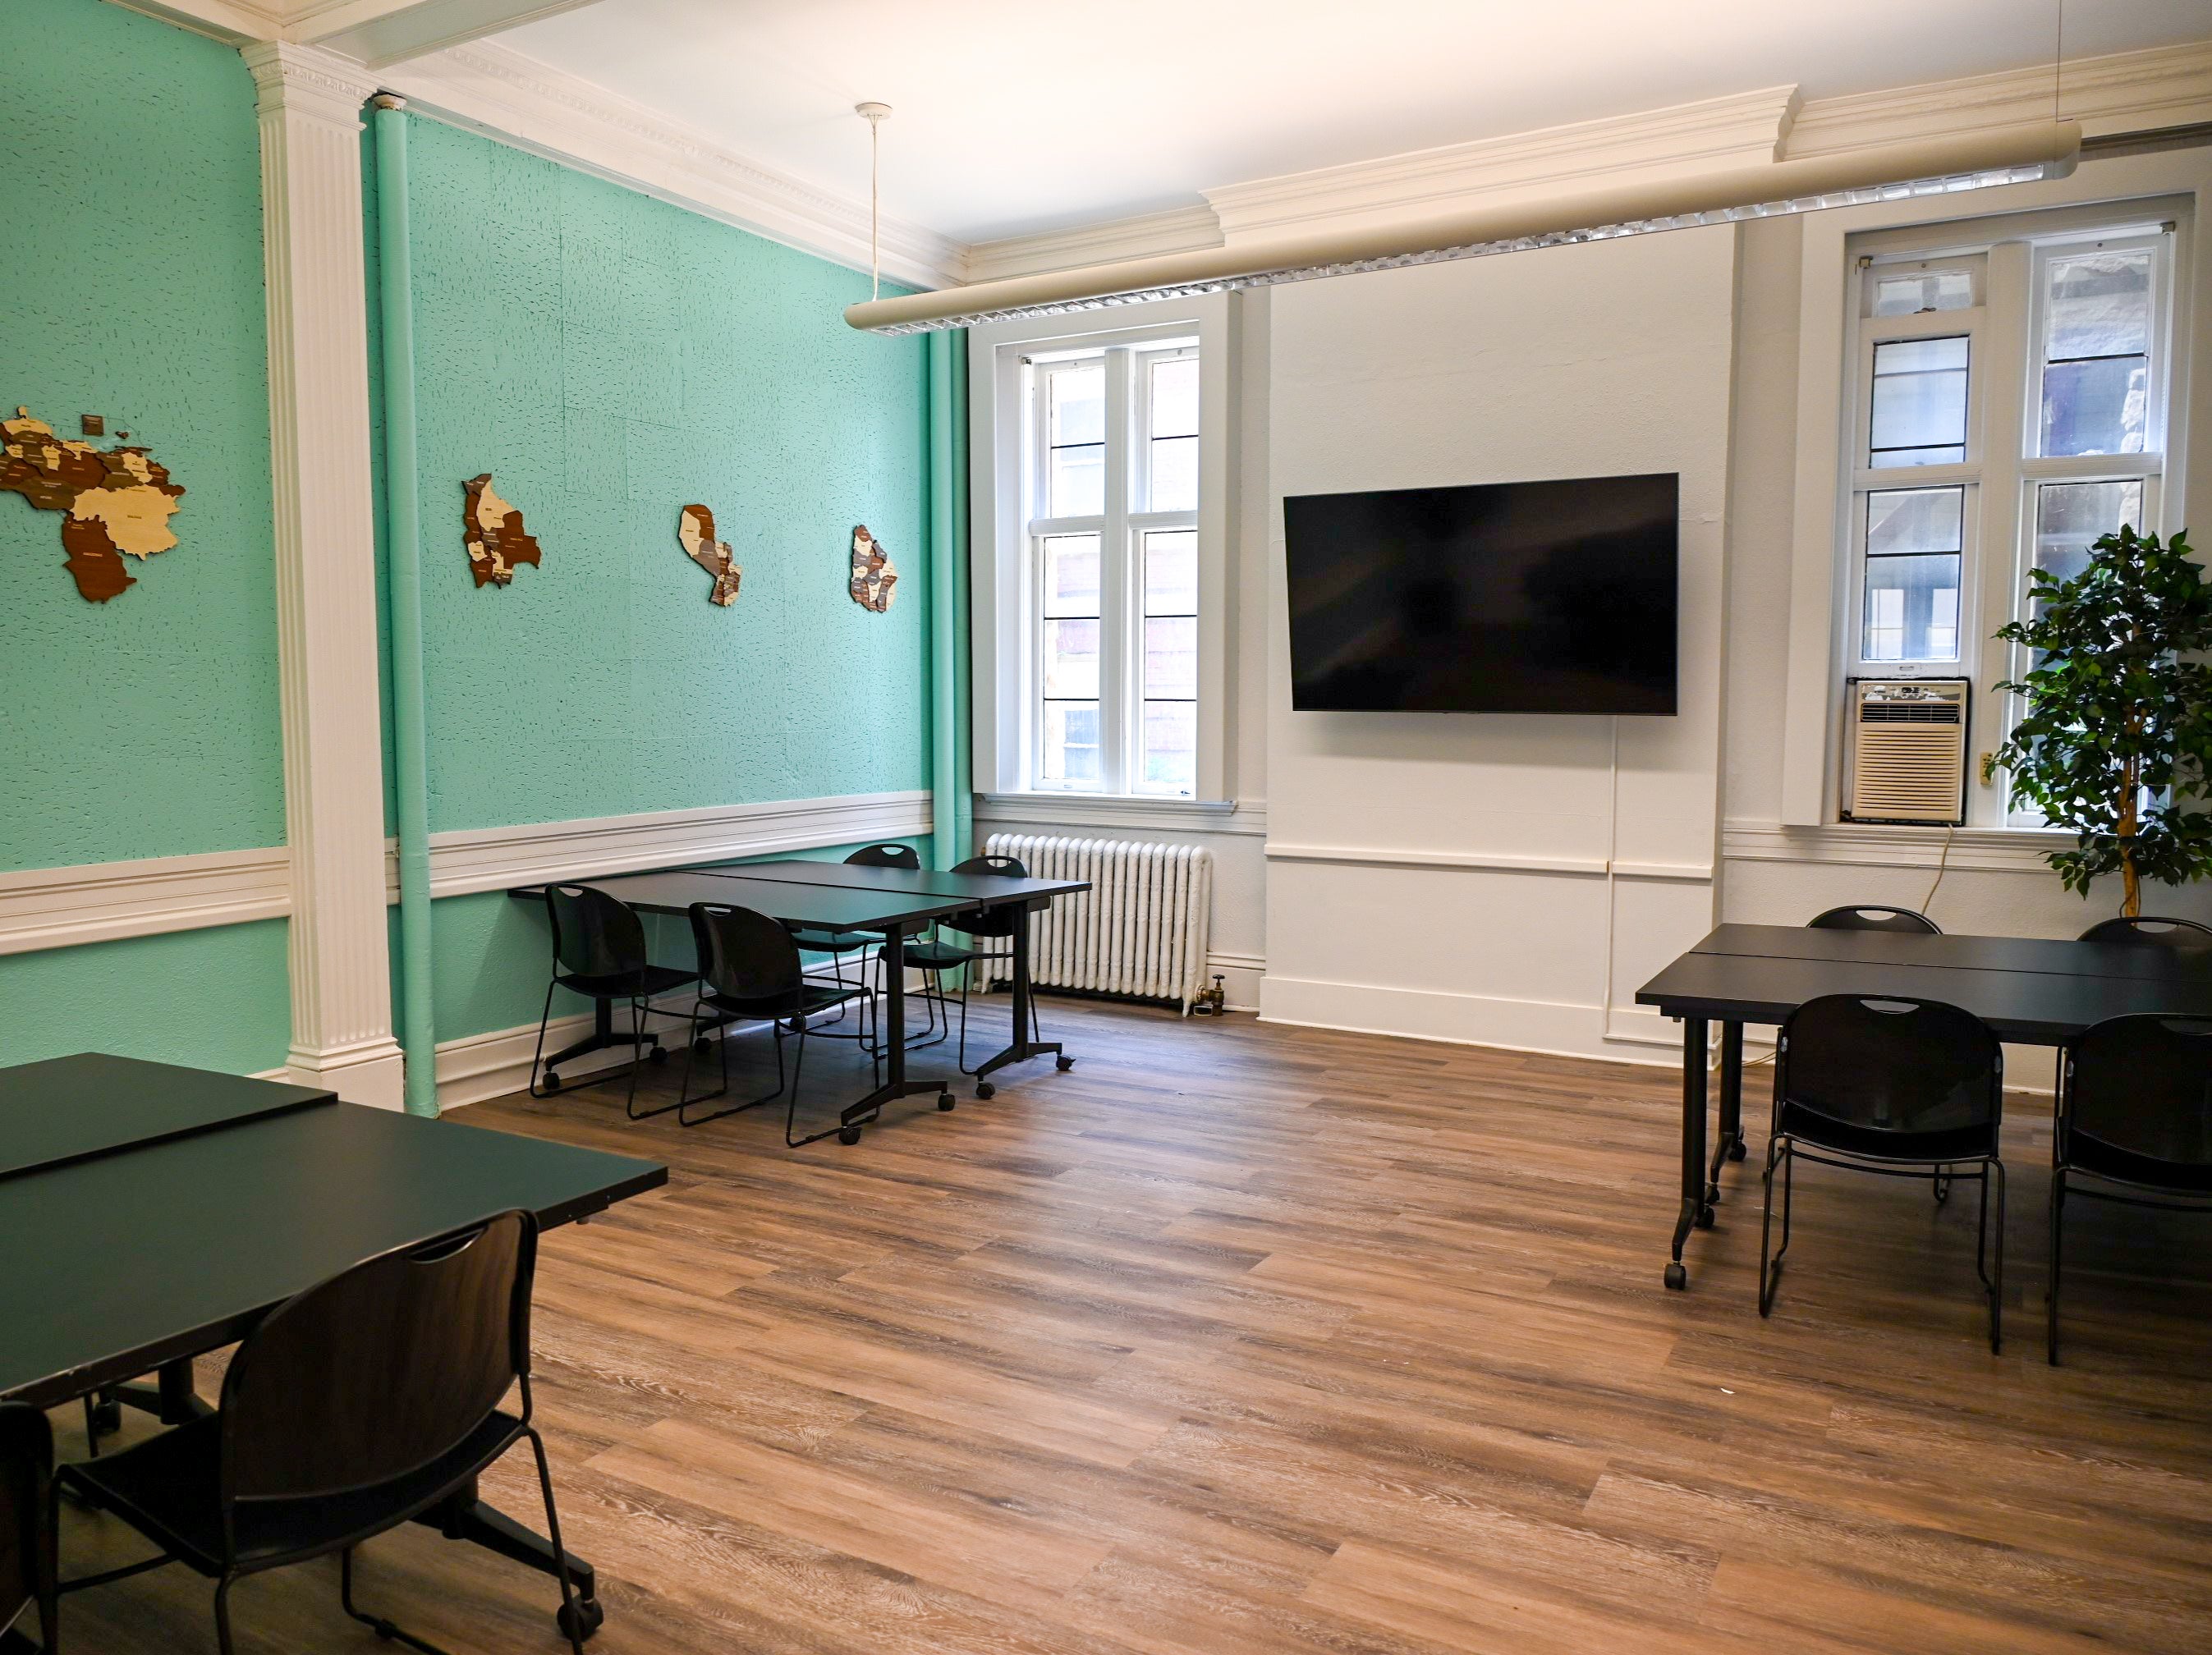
[983,834,1214,1013]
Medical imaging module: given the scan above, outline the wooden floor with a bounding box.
[57,997,2212,1653]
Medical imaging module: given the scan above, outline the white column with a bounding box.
[244,44,405,1111]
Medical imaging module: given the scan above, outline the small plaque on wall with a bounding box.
[849,524,897,612]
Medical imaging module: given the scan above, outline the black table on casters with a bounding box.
[686,859,1091,1096]
[0,1053,666,1642]
[1635,924,2212,1291]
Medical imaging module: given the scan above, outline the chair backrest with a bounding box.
[2078,915,2212,949]
[944,854,1028,939]
[220,1211,534,1512]
[545,884,649,980]
[0,1404,52,1638]
[1806,905,1942,936]
[2063,1015,2212,1178]
[846,842,921,870]
[1775,994,2001,1145]
[690,902,804,1003]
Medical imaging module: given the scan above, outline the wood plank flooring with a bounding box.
[55,998,2212,1653]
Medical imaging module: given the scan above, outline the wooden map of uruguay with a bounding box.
[0,407,185,602]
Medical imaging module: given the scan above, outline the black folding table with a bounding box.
[1636,923,2212,1291]
[0,1055,665,1640]
[686,858,1090,1093]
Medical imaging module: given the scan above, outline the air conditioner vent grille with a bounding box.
[1845,678,1969,826]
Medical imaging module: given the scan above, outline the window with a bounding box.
[1839,216,2178,827]
[1025,340,1201,795]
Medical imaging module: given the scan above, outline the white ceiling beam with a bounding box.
[284,0,606,67]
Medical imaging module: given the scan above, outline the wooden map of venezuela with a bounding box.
[0,408,184,602]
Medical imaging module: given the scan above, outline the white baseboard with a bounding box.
[1259,974,1679,1069]
[1202,951,1265,1012]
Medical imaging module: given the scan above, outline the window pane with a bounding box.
[1150,356,1200,438]
[2040,355,2147,457]
[1144,616,1196,699]
[1140,700,1197,795]
[1149,434,1198,512]
[1872,269,1974,316]
[1866,486,1962,557]
[2045,250,2151,360]
[1864,554,1961,662]
[1049,444,1104,516]
[1144,530,1197,616]
[1040,701,1101,787]
[1044,618,1099,699]
[1870,335,1967,465]
[1049,364,1104,446]
[2032,479,2143,594]
[1041,534,1099,618]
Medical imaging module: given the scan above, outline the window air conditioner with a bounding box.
[1843,678,1969,826]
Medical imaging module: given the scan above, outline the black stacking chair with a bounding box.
[1807,905,1942,935]
[2049,1015,2212,1364]
[57,1212,585,1655]
[890,855,1043,1095]
[0,1404,57,1653]
[681,902,892,1144]
[1761,994,2006,1351]
[787,844,921,1040]
[2079,915,2212,948]
[529,883,697,1118]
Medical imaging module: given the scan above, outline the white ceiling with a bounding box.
[498,0,2212,245]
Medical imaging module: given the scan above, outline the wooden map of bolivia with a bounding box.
[461,473,542,588]
[0,408,184,602]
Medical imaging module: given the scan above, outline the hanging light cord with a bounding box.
[2054,0,2064,122]
[870,112,881,301]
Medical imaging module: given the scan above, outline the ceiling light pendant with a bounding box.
[856,101,892,302]
[844,118,2081,335]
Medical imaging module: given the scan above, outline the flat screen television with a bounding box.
[1283,473,1679,715]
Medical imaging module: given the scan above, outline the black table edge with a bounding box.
[0,1087,337,1188]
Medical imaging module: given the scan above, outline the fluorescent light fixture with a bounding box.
[845,120,2081,335]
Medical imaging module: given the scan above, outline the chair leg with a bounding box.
[679,1006,791,1128]
[1974,1164,1992,1291]
[2048,1167,2065,1365]
[1759,1135,1786,1317]
[526,979,559,1098]
[525,1427,589,1655]
[213,1575,236,1655]
[340,1547,450,1655]
[1989,1158,2006,1356]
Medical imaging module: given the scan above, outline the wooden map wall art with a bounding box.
[677,504,741,607]
[462,473,542,589]
[848,524,897,612]
[1,407,184,603]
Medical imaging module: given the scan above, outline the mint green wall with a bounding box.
[0,0,291,1076]
[0,0,284,873]
[384,116,936,1045]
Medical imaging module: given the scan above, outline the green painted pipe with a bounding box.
[928,330,958,873]
[372,97,438,1117]
[949,330,973,864]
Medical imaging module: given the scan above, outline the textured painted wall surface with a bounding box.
[0,0,282,873]
[397,116,933,836]
[0,919,292,1073]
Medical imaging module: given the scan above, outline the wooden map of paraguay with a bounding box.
[0,407,184,602]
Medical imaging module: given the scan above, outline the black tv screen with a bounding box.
[1283,473,1679,715]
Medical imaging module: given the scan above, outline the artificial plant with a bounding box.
[1993,524,2212,916]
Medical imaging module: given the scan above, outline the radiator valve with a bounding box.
[1191,974,1228,1016]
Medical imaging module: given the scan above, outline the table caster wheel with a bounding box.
[557,1597,605,1641]
[649,1044,668,1066]
[838,1125,863,1146]
[1703,1181,1721,1206]
[938,1093,956,1111]
[975,1080,995,1099]
[1694,1203,1715,1230]
[1055,1056,1075,1071]
[694,1038,714,1058]
[89,1396,122,1436]
[1664,1263,1687,1291]
[541,1071,562,1094]
[1728,1139,1747,1162]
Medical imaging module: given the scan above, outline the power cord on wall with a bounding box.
[1599,716,1620,1043]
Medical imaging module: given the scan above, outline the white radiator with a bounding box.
[981,834,1214,1014]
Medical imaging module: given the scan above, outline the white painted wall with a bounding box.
[1260,227,1738,1062]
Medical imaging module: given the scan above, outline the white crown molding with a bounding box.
[1721,818,2072,875]
[975,792,1268,839]
[0,848,292,957]
[1786,39,2212,157]
[963,204,1226,284]
[1205,85,1800,244]
[379,40,961,288]
[408,788,935,899]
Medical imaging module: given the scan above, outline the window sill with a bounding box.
[975,792,1267,837]
[1723,818,2070,874]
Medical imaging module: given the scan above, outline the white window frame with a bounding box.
[1774,147,2207,830]
[969,296,1234,804]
